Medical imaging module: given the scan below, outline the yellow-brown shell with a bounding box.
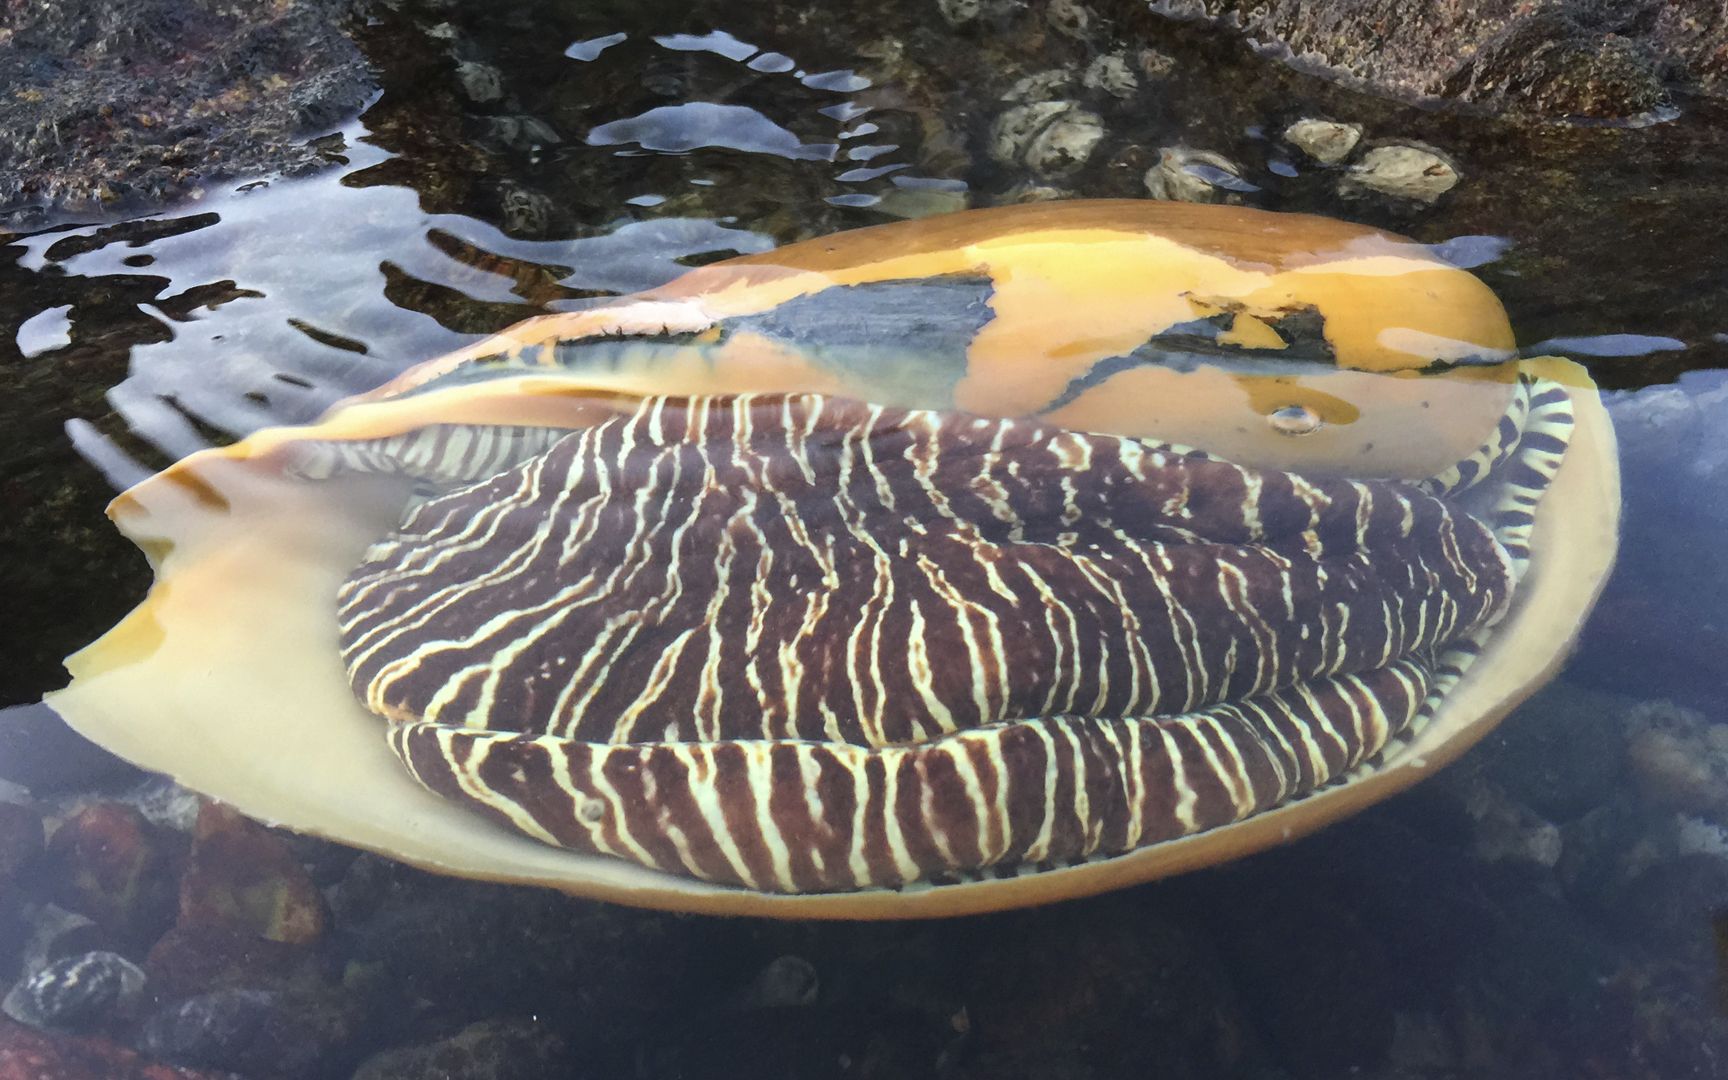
[48,201,1619,918]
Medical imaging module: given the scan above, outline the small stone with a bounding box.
[935,0,981,26]
[140,988,328,1077]
[1144,147,1254,203]
[732,955,819,1011]
[45,804,181,943]
[875,185,971,220]
[1456,775,1564,868]
[178,802,327,946]
[1044,0,1093,40]
[1025,112,1104,178]
[351,1018,568,1080]
[1082,53,1138,99]
[1136,48,1177,78]
[455,62,505,104]
[990,102,1104,179]
[996,183,1071,204]
[1003,69,1075,104]
[1339,143,1460,205]
[1283,118,1363,165]
[485,115,562,150]
[2,951,145,1032]
[499,184,555,237]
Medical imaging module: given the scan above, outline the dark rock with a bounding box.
[44,804,183,946]
[143,924,323,1004]
[177,802,328,946]
[330,856,693,1039]
[963,893,1260,1079]
[350,1018,568,1080]
[1615,854,1728,969]
[0,0,376,221]
[1,951,145,1033]
[731,955,819,1012]
[141,987,343,1078]
[1116,0,1722,119]
[0,704,140,795]
[1554,795,1672,911]
[0,1014,232,1080]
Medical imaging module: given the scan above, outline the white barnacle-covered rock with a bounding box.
[1082,52,1138,99]
[1045,0,1094,40]
[1340,143,1461,205]
[1282,118,1363,165]
[1004,68,1077,103]
[990,101,1105,179]
[1143,147,1255,203]
[936,0,982,25]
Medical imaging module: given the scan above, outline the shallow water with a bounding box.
[2,0,1727,1076]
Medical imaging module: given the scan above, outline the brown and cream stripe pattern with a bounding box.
[337,380,1571,892]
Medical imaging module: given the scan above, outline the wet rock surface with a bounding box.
[0,0,375,222]
[1115,0,1727,120]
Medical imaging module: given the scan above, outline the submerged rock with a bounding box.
[1282,117,1361,165]
[988,101,1106,178]
[1125,0,1721,119]
[141,986,354,1078]
[43,804,183,946]
[0,1014,232,1080]
[350,1018,568,1080]
[1143,146,1254,202]
[1,951,145,1033]
[177,802,328,946]
[0,0,374,220]
[1338,143,1460,206]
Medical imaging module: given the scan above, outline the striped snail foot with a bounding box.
[338,384,1571,893]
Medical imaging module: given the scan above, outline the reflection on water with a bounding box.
[2,0,1728,1075]
[17,128,770,485]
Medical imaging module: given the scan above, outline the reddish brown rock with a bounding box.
[177,803,327,946]
[143,924,319,1004]
[0,1014,229,1080]
[45,804,182,944]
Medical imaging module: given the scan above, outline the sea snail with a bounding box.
[51,201,1619,917]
